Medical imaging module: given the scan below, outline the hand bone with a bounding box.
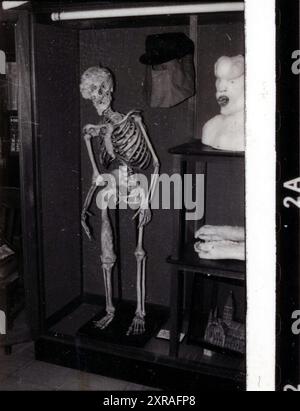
[81,213,93,241]
[133,207,152,228]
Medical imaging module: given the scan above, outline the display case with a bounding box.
[15,1,245,391]
[167,141,245,365]
[0,22,20,187]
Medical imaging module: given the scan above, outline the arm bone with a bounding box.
[81,131,101,240]
[135,117,160,206]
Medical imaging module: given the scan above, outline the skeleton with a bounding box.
[80,66,160,336]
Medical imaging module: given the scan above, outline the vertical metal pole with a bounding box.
[189,15,199,139]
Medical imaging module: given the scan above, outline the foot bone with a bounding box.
[127,315,146,336]
[94,313,115,330]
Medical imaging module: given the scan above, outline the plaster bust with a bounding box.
[202,55,245,152]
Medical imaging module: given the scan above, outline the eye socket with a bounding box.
[99,83,109,94]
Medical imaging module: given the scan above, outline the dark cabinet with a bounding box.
[16,2,245,390]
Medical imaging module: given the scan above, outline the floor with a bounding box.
[0,341,156,391]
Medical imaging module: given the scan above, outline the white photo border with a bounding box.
[245,0,276,392]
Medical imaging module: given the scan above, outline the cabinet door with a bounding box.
[34,23,82,319]
[17,12,41,337]
[18,13,82,335]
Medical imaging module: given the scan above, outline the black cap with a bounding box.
[140,32,194,65]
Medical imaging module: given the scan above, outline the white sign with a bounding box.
[0,310,6,335]
[0,50,6,75]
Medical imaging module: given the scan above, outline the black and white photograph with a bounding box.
[0,0,297,395]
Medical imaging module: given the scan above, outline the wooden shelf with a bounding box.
[169,140,245,159]
[188,338,244,358]
[168,139,246,363]
[167,243,245,283]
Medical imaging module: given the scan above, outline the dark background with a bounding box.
[79,23,245,305]
[34,19,244,316]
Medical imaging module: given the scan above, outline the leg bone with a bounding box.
[94,208,117,330]
[127,226,147,336]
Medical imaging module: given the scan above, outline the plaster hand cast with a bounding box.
[195,225,245,261]
[80,66,160,336]
[202,55,245,152]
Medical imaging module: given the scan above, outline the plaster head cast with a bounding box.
[80,66,114,116]
[202,55,245,152]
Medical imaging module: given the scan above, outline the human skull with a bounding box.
[215,55,245,116]
[80,66,114,115]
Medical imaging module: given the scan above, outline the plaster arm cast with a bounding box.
[195,225,245,261]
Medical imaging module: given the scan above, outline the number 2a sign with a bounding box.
[283,177,300,209]
[0,50,6,75]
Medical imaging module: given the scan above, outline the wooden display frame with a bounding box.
[15,2,245,390]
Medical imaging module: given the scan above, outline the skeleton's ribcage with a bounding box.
[114,114,152,170]
[100,112,152,171]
